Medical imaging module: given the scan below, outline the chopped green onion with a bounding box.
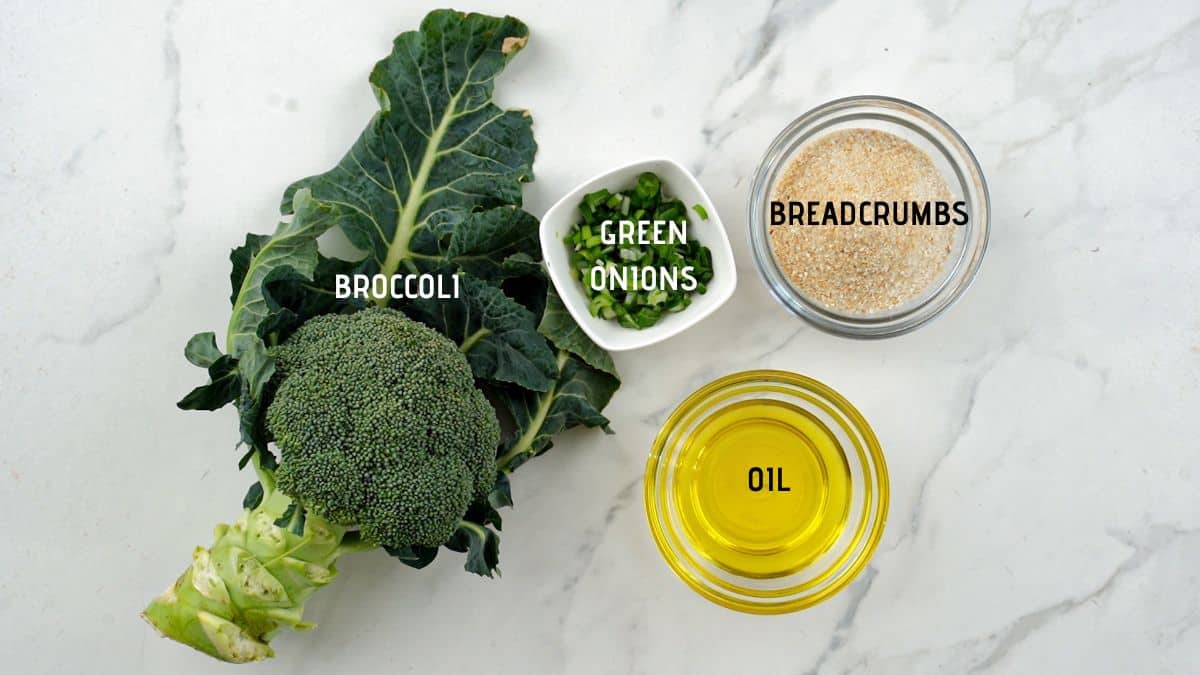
[563,171,715,330]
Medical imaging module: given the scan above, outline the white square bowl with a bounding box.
[539,157,737,351]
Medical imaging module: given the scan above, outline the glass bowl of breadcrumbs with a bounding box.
[748,96,989,338]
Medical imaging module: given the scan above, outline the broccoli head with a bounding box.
[265,307,499,549]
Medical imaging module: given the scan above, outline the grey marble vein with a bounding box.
[964,525,1200,673]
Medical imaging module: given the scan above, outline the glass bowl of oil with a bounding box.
[644,370,888,613]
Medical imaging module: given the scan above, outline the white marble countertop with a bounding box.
[3,1,1199,673]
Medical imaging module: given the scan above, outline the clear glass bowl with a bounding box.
[644,370,888,613]
[748,96,990,338]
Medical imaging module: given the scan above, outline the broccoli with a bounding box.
[266,308,499,548]
[144,12,621,664]
[143,309,503,662]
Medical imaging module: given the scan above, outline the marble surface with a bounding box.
[3,1,1199,673]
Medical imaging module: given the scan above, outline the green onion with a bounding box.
[563,171,715,330]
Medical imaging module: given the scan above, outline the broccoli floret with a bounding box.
[265,307,499,548]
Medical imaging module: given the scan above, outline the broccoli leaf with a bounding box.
[495,351,620,472]
[177,354,240,410]
[464,472,512,530]
[226,191,336,400]
[242,481,264,510]
[488,472,513,511]
[499,259,550,318]
[446,521,501,577]
[386,521,500,576]
[426,206,542,281]
[405,274,557,392]
[258,253,363,341]
[273,503,297,529]
[183,332,223,368]
[229,234,270,307]
[281,11,535,294]
[236,378,271,459]
[537,287,619,377]
[272,503,307,536]
[234,343,275,410]
[383,543,439,569]
[497,252,545,282]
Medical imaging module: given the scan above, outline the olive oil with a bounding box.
[673,398,852,578]
[645,371,887,614]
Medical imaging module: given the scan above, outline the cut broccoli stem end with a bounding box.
[142,473,356,663]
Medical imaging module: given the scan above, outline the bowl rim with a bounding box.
[539,156,737,351]
[643,369,889,614]
[747,95,991,339]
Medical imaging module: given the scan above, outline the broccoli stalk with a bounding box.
[142,459,360,662]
